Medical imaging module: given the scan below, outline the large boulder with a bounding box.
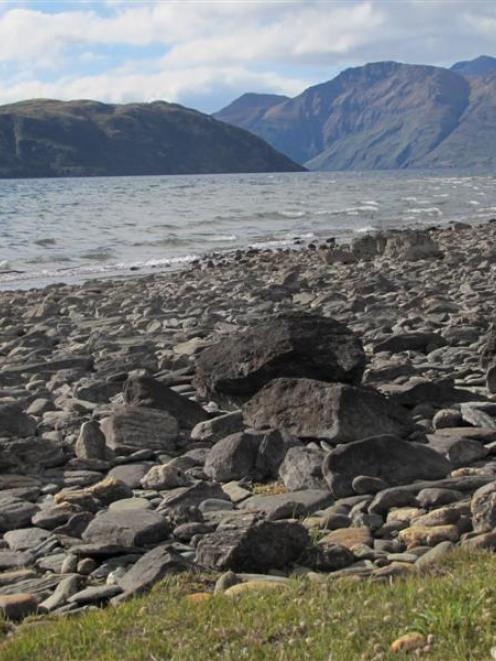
[322,435,452,498]
[195,515,309,572]
[101,407,178,452]
[123,375,208,429]
[243,378,411,442]
[194,313,366,401]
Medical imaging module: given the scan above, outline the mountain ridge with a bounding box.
[214,56,496,171]
[0,98,304,178]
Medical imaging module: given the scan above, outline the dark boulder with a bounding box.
[243,378,411,442]
[194,313,366,401]
[323,435,452,498]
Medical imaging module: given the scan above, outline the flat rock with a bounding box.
[244,379,411,442]
[107,463,153,489]
[101,406,178,452]
[4,527,51,551]
[240,489,332,519]
[118,545,192,598]
[373,332,446,354]
[68,585,122,606]
[0,497,39,532]
[82,509,171,547]
[320,527,373,550]
[0,551,34,570]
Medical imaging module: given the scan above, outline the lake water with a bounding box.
[1,170,495,290]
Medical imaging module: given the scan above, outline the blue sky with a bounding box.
[0,0,495,112]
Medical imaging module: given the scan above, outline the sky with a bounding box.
[0,0,495,113]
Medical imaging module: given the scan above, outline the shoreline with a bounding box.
[1,219,496,624]
[0,215,492,294]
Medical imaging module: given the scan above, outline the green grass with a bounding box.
[1,550,496,660]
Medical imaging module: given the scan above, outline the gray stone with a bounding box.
[101,407,178,451]
[415,541,456,571]
[191,411,244,444]
[278,446,327,491]
[195,518,309,572]
[68,584,122,606]
[140,464,193,490]
[0,403,36,437]
[0,551,34,570]
[204,432,259,482]
[471,481,496,533]
[352,475,388,495]
[123,375,208,429]
[0,497,39,532]
[82,510,171,547]
[38,574,81,612]
[4,527,50,551]
[75,420,107,460]
[108,498,151,511]
[32,504,75,530]
[244,379,411,442]
[323,435,452,498]
[240,489,333,520]
[416,488,464,509]
[107,463,153,489]
[426,433,489,468]
[118,545,192,598]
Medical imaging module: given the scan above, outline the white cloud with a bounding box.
[0,64,307,110]
[0,1,495,111]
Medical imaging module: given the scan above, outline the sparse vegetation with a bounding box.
[1,549,495,660]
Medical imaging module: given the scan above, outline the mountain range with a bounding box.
[0,99,303,178]
[214,55,496,171]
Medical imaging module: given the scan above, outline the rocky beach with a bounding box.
[1,219,496,626]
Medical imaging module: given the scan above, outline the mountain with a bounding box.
[451,55,496,77]
[214,93,289,131]
[0,99,304,179]
[215,60,496,171]
[419,70,496,170]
